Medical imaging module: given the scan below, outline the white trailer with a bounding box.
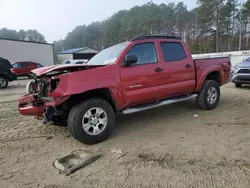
[0,38,55,66]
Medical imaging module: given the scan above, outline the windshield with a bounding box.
[87,42,129,65]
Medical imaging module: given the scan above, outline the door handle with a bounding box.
[155,68,163,72]
[185,64,192,68]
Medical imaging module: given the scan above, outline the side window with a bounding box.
[126,43,157,65]
[13,63,21,68]
[65,61,70,64]
[22,62,30,67]
[160,42,186,62]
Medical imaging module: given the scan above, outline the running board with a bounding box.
[122,94,197,115]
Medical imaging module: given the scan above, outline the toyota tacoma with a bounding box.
[18,35,232,144]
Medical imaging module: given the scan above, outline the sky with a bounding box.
[0,0,198,43]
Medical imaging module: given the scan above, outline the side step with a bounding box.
[122,94,197,115]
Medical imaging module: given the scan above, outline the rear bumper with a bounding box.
[8,73,17,82]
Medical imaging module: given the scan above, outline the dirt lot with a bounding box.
[1,79,250,188]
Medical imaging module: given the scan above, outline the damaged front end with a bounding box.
[18,64,105,124]
[19,73,69,124]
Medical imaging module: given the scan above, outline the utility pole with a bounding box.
[239,1,242,51]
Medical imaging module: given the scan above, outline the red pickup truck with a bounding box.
[18,36,231,144]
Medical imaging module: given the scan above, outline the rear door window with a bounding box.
[160,42,186,62]
[22,62,31,67]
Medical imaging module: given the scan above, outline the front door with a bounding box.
[120,42,165,107]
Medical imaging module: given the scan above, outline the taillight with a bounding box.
[10,68,15,73]
[50,78,60,92]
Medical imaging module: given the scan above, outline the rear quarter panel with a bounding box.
[194,57,231,92]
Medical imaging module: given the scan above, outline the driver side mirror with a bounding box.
[124,55,137,66]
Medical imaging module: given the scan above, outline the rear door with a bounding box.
[159,41,196,97]
[21,62,32,75]
[22,62,38,74]
[120,42,165,107]
[29,62,38,71]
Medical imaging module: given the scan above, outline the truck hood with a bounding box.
[31,64,105,77]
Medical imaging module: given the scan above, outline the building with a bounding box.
[57,47,99,63]
[0,38,55,66]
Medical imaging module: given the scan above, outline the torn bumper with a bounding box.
[18,94,44,116]
[18,94,69,122]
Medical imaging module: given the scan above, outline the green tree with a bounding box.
[18,29,27,40]
[0,28,19,40]
[26,29,46,43]
[53,0,250,54]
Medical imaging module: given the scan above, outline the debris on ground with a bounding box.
[53,151,102,176]
[111,148,127,159]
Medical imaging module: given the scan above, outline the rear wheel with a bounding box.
[0,76,9,89]
[67,98,115,145]
[196,80,220,110]
[235,83,241,88]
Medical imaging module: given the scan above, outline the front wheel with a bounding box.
[196,80,221,110]
[67,98,115,145]
[0,76,9,89]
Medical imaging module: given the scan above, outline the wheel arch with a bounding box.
[0,72,10,80]
[196,67,223,92]
[65,88,119,113]
[205,71,221,85]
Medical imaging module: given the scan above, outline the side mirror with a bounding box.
[124,55,137,66]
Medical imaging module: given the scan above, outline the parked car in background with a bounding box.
[18,35,231,145]
[0,57,17,88]
[62,59,88,65]
[11,61,39,78]
[231,58,250,87]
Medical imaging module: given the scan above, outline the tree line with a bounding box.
[54,0,250,54]
[0,28,46,43]
[2,0,250,54]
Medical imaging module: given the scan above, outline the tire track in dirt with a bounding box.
[108,152,250,188]
[0,119,68,143]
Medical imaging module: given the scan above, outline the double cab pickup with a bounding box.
[18,35,231,144]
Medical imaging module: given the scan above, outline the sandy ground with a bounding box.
[1,79,250,188]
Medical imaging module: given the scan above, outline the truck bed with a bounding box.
[193,56,231,91]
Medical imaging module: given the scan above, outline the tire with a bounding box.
[0,76,9,89]
[235,83,241,88]
[196,80,220,110]
[26,80,35,94]
[67,98,115,145]
[52,118,67,127]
